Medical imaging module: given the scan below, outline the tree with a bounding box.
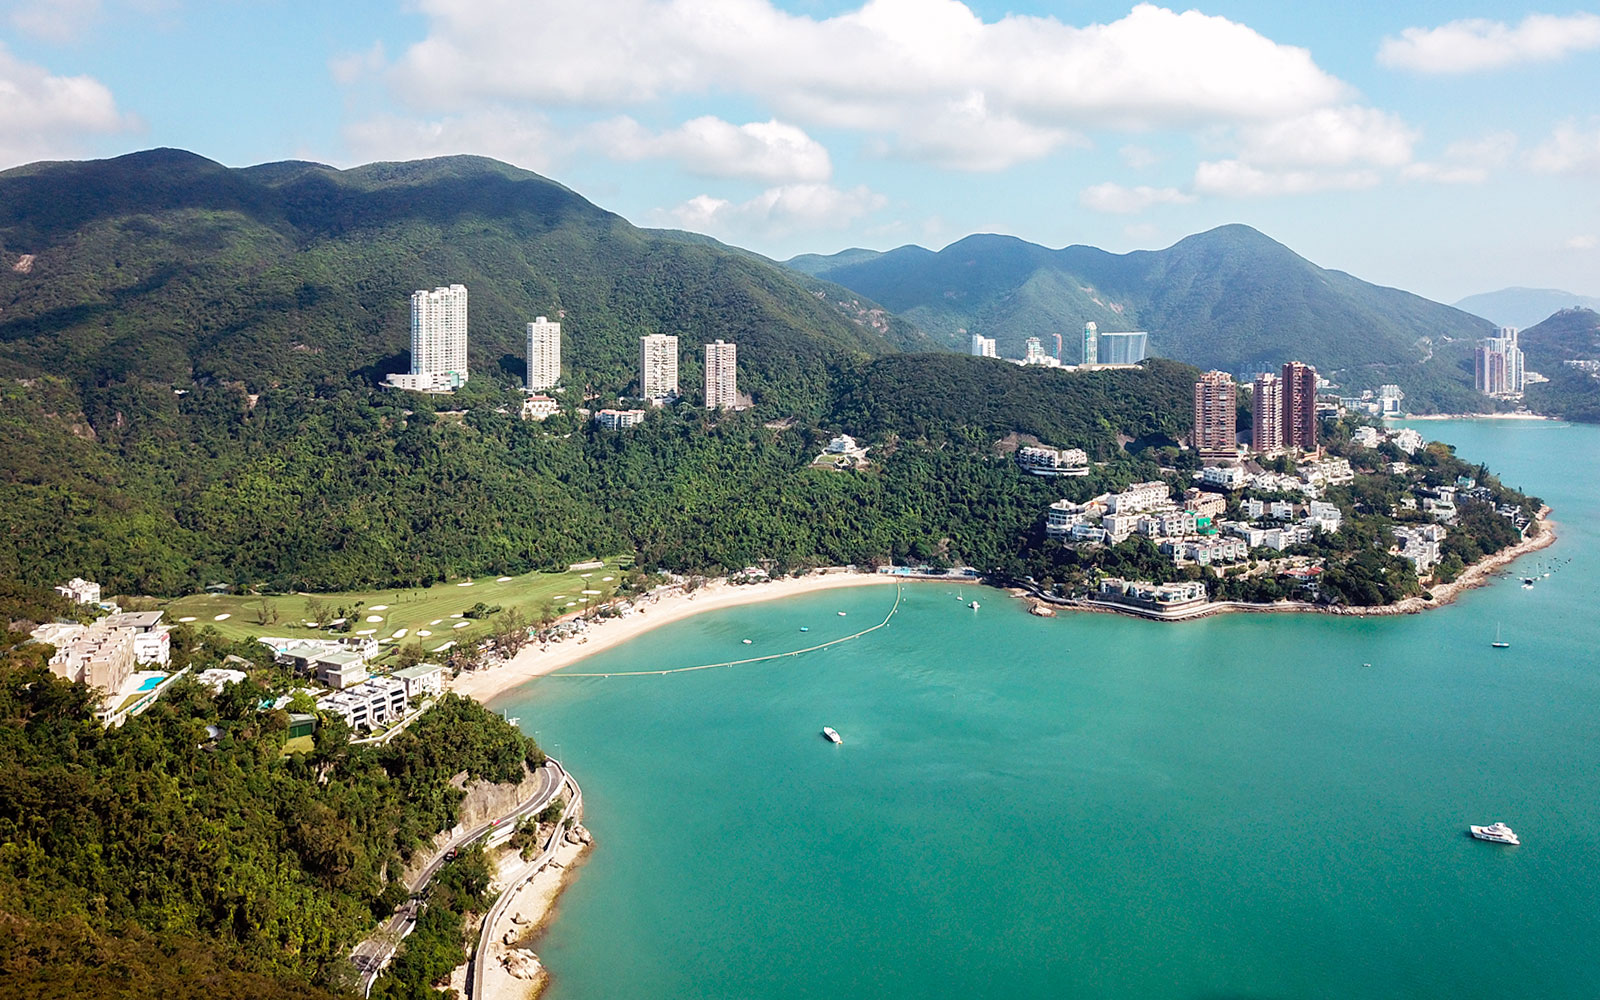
[492,608,530,658]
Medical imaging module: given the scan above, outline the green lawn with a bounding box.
[163,558,632,653]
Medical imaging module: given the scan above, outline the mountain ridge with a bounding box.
[786,224,1496,411]
[0,149,930,411]
[1453,287,1600,330]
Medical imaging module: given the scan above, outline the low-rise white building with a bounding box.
[391,663,445,700]
[1101,512,1142,543]
[1184,489,1228,519]
[1392,428,1425,454]
[1069,523,1109,544]
[55,577,102,605]
[1392,523,1447,573]
[313,650,368,690]
[596,408,646,429]
[1094,577,1209,611]
[1305,501,1342,533]
[1044,500,1090,538]
[1163,537,1250,566]
[195,668,248,693]
[1223,522,1268,547]
[1300,456,1355,488]
[1018,446,1090,477]
[1199,466,1247,490]
[1269,500,1297,520]
[521,394,560,420]
[317,678,408,731]
[1263,524,1315,551]
[1105,481,1171,514]
[1137,510,1199,539]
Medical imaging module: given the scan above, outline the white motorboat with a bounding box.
[822,726,842,744]
[968,601,980,609]
[1469,822,1520,845]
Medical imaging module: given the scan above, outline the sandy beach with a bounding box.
[450,570,899,705]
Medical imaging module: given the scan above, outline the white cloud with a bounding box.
[1528,120,1600,174]
[1078,182,1193,214]
[0,42,136,167]
[1566,234,1598,251]
[664,182,886,239]
[342,109,559,172]
[1235,106,1415,168]
[1379,12,1600,74]
[1444,131,1517,165]
[585,116,832,183]
[330,42,387,86]
[1192,159,1380,198]
[1401,131,1516,185]
[385,0,1349,171]
[8,0,103,42]
[1400,162,1488,184]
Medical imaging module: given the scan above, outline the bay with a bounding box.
[496,418,1600,999]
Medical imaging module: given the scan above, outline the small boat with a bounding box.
[799,626,810,632]
[1469,822,1520,845]
[1491,624,1509,649]
[822,727,842,744]
[968,601,980,610]
[837,611,847,617]
[742,638,753,645]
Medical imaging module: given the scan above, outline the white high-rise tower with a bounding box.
[1082,322,1099,366]
[705,340,738,409]
[389,284,468,390]
[526,316,561,391]
[640,334,679,402]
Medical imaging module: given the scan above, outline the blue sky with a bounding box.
[2,0,1598,302]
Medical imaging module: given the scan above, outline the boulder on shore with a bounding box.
[503,948,544,981]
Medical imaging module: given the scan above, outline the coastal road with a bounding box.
[468,768,583,1000]
[350,759,567,993]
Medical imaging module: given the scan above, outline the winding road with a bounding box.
[350,759,568,994]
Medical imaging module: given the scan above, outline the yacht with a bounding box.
[1469,822,1520,845]
[968,600,980,610]
[822,727,842,744]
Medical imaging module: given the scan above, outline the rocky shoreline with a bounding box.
[1014,511,1557,622]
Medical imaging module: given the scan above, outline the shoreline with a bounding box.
[1395,412,1556,422]
[450,570,899,706]
[1016,512,1558,622]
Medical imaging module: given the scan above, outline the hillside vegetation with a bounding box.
[0,591,543,997]
[1522,308,1600,421]
[789,226,1497,412]
[0,357,1201,595]
[0,149,929,413]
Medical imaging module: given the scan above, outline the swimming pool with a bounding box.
[135,675,166,692]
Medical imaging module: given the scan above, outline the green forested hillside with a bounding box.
[0,355,1200,594]
[0,596,543,998]
[788,226,1496,412]
[0,149,927,413]
[1522,308,1600,421]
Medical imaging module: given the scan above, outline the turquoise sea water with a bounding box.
[496,419,1600,999]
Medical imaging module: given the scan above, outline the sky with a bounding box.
[2,0,1598,303]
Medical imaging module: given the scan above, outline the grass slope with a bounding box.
[164,558,629,646]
